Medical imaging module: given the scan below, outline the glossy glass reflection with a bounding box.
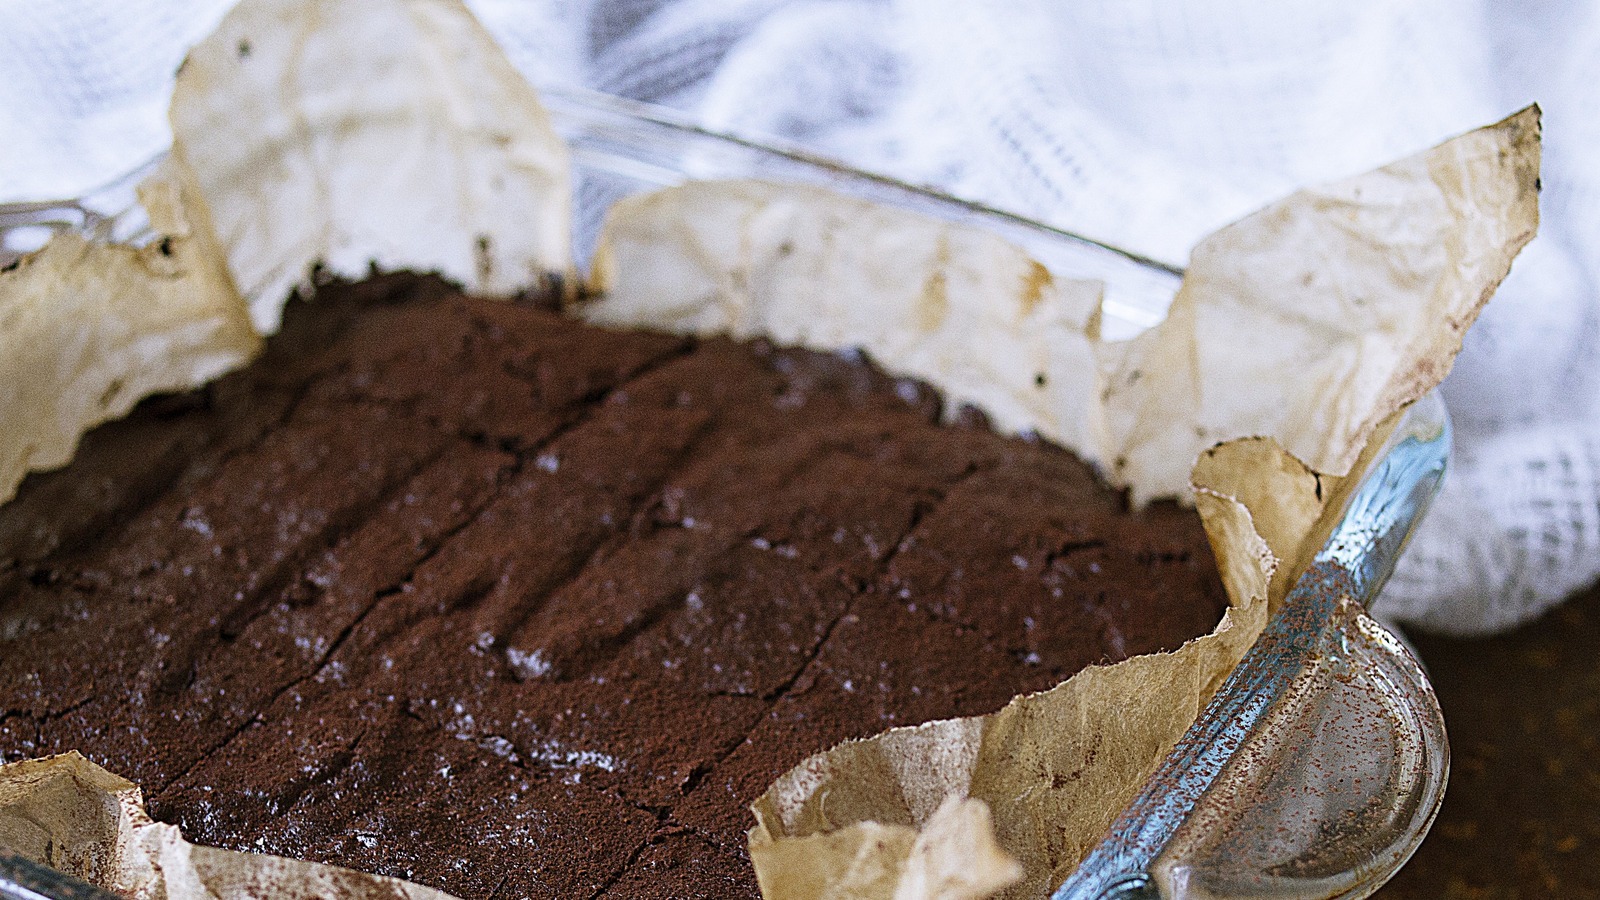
[1057,394,1450,900]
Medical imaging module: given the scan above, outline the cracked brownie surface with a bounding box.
[0,273,1228,899]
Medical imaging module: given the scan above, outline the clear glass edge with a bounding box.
[1157,396,1451,900]
[0,88,1446,900]
[0,849,120,900]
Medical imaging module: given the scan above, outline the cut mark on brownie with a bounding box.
[76,373,333,591]
[261,728,366,817]
[675,462,986,804]
[485,318,697,441]
[157,333,710,779]
[216,442,451,641]
[492,414,719,682]
[15,695,95,729]
[0,386,293,577]
[1046,538,1108,566]
[0,693,96,759]
[508,432,846,685]
[153,447,522,797]
[583,834,659,900]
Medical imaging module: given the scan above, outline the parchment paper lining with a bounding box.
[0,162,257,507]
[561,106,1540,900]
[0,0,1540,896]
[168,0,574,335]
[0,753,454,900]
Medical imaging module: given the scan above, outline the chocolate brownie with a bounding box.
[0,273,1228,898]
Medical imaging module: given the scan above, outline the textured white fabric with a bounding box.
[2,0,1595,635]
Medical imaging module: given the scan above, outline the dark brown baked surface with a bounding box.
[0,274,1228,899]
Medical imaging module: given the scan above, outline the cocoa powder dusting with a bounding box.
[0,274,1227,898]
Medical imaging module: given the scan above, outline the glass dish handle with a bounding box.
[1150,608,1447,899]
[0,849,123,900]
[1059,392,1450,900]
[1156,392,1452,898]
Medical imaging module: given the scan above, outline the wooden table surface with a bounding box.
[1376,582,1600,897]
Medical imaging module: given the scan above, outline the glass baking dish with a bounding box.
[0,84,1447,900]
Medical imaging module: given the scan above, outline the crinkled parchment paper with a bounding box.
[169,0,573,334]
[585,108,1539,899]
[588,107,1541,507]
[0,753,452,899]
[0,162,258,506]
[0,0,571,502]
[0,0,1540,894]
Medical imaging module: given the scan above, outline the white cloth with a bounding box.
[2,0,1595,635]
